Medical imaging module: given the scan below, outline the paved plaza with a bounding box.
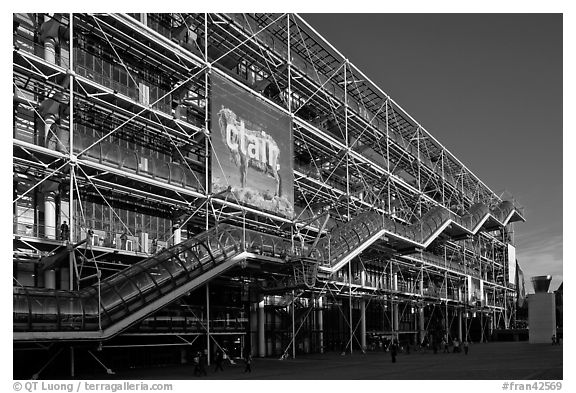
[82,342,562,380]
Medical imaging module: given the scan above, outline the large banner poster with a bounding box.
[211,75,294,218]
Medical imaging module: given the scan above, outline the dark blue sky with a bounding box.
[302,14,563,291]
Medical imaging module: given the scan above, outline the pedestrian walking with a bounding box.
[214,349,224,372]
[453,339,460,353]
[463,340,469,355]
[391,341,398,363]
[193,351,201,377]
[244,352,252,373]
[442,338,449,353]
[198,350,208,376]
[551,334,556,345]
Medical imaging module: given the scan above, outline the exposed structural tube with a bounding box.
[317,297,324,354]
[44,36,56,64]
[39,13,69,65]
[360,298,366,351]
[43,190,56,240]
[418,307,425,345]
[250,301,258,356]
[257,299,265,357]
[458,309,463,342]
[393,272,399,336]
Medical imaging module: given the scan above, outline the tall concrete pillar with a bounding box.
[360,298,366,351]
[317,297,324,353]
[44,190,56,239]
[257,299,265,357]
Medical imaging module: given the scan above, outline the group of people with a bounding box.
[439,338,470,354]
[389,337,471,363]
[192,349,253,376]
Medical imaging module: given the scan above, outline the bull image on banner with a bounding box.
[211,75,294,218]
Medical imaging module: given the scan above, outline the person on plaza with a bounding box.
[214,349,224,372]
[463,340,469,355]
[193,351,201,377]
[150,237,158,254]
[551,334,556,345]
[120,230,128,250]
[199,350,208,376]
[390,340,398,363]
[60,221,69,241]
[443,337,449,353]
[244,352,253,373]
[453,338,460,353]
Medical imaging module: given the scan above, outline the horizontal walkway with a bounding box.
[82,342,562,380]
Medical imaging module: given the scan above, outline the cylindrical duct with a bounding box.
[531,275,552,293]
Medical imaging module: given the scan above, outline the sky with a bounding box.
[302,13,563,292]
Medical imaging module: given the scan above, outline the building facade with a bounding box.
[13,13,525,377]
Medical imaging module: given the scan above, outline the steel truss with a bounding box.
[13,13,523,370]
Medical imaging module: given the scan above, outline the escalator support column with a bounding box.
[360,298,366,351]
[70,346,75,378]
[418,307,425,345]
[258,299,265,357]
[250,302,258,357]
[393,272,399,338]
[317,297,324,354]
[206,283,210,366]
[458,309,463,342]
